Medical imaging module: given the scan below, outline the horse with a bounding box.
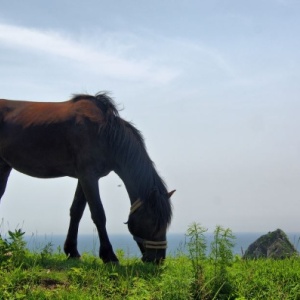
[0,92,174,263]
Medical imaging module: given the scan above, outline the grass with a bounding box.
[0,225,300,299]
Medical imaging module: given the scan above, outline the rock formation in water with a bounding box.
[243,229,298,259]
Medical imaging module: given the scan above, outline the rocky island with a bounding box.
[243,229,298,259]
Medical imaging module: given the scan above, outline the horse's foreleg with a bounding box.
[0,160,12,201]
[79,176,118,263]
[64,181,87,258]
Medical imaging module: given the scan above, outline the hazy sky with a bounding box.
[0,0,299,236]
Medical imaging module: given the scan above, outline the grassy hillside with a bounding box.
[1,226,299,299]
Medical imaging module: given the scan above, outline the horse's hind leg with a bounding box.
[0,159,12,201]
[64,181,87,258]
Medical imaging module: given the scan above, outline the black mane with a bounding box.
[71,92,119,117]
[71,92,172,229]
[109,117,172,229]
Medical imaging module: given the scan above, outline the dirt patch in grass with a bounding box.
[40,278,67,290]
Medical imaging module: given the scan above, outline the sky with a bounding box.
[0,0,300,236]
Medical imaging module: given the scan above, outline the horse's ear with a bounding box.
[167,190,176,199]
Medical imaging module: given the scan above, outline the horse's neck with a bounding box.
[114,164,153,205]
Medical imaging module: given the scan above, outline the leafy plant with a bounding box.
[185,222,209,299]
[209,225,236,299]
[0,229,27,268]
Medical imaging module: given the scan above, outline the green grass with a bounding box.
[1,226,300,299]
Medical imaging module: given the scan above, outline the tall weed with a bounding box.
[209,225,235,299]
[185,223,209,299]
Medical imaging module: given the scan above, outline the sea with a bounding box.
[23,232,300,257]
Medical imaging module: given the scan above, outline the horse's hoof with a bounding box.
[66,253,81,260]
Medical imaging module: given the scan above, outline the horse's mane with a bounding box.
[110,118,172,230]
[75,92,172,229]
[71,92,119,118]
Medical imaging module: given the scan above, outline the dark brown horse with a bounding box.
[0,93,174,263]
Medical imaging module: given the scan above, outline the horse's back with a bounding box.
[0,98,105,128]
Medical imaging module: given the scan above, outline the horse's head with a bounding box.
[127,190,175,263]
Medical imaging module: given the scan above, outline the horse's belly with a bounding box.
[0,142,76,178]
[12,166,68,178]
[3,154,76,178]
[0,122,105,179]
